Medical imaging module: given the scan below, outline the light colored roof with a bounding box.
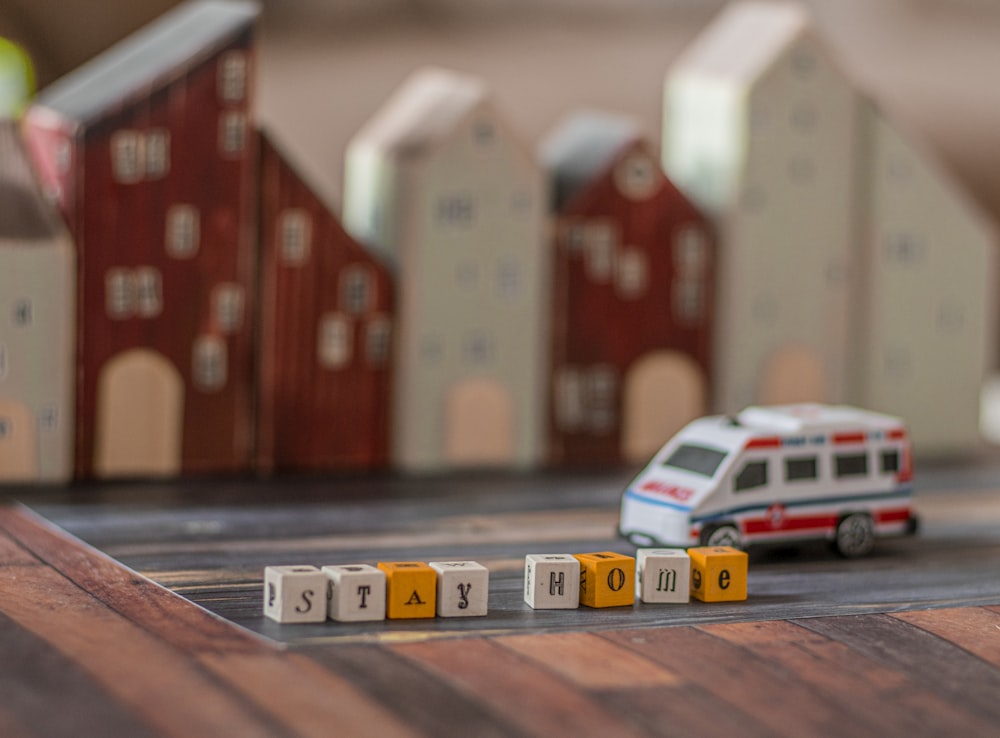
[737,404,903,434]
[35,0,259,125]
[0,120,65,241]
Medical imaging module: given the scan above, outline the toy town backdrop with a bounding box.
[2,0,1000,483]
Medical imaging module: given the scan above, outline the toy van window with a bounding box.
[735,460,767,491]
[835,453,868,477]
[881,450,899,474]
[663,444,727,477]
[785,456,817,482]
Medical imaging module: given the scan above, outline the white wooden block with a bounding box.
[263,565,328,623]
[524,554,580,609]
[636,548,690,604]
[429,561,489,617]
[322,564,386,622]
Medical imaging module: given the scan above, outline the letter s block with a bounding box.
[323,564,386,622]
[687,546,748,602]
[430,561,489,617]
[524,554,580,609]
[263,565,328,623]
[378,562,437,619]
[636,548,690,604]
[573,551,635,608]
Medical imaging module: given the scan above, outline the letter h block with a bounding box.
[688,546,748,602]
[636,549,690,604]
[323,564,387,622]
[263,565,328,623]
[378,562,437,619]
[524,554,580,609]
[574,551,635,608]
[430,561,489,617]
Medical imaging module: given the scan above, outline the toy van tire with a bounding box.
[833,513,875,558]
[621,529,660,547]
[700,523,744,550]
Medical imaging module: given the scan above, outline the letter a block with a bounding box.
[323,564,386,622]
[524,554,580,609]
[688,546,748,602]
[430,561,489,617]
[263,565,328,623]
[636,549,690,604]
[378,562,437,619]
[573,551,635,608]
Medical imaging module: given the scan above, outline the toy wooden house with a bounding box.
[344,67,548,472]
[540,111,715,465]
[257,131,393,472]
[24,0,260,478]
[0,120,75,483]
[662,1,996,452]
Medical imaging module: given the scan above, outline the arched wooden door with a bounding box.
[444,377,515,466]
[622,351,706,464]
[758,344,828,405]
[94,349,183,477]
[0,399,37,481]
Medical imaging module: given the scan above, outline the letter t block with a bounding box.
[263,565,328,623]
[323,564,386,622]
[378,562,437,619]
[574,551,635,608]
[524,554,580,609]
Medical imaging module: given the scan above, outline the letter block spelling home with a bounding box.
[323,564,386,623]
[378,562,437,619]
[430,561,489,617]
[574,551,635,608]
[636,548,690,604]
[263,565,328,623]
[688,546,748,603]
[524,554,580,609]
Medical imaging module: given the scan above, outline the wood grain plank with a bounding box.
[891,607,1000,668]
[391,637,650,738]
[0,526,40,566]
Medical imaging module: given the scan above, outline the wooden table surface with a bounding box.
[3,465,1000,737]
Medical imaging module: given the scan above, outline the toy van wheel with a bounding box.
[701,524,743,550]
[834,513,875,558]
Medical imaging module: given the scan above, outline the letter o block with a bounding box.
[688,546,748,602]
[429,561,489,617]
[323,564,386,622]
[573,551,635,608]
[263,565,328,623]
[378,562,437,619]
[524,554,580,609]
[636,548,690,604]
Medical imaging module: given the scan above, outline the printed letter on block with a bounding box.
[688,546,748,602]
[263,565,328,623]
[573,551,635,608]
[429,561,489,617]
[378,561,437,619]
[636,548,690,604]
[524,554,580,609]
[323,564,387,622]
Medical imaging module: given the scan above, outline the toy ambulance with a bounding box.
[619,404,918,557]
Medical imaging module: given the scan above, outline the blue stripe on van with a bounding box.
[623,488,694,513]
[688,486,914,524]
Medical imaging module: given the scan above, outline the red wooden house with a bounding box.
[24,0,260,478]
[541,112,716,466]
[257,132,393,472]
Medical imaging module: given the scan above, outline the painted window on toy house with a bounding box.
[166,205,200,258]
[134,267,163,318]
[278,209,311,265]
[218,51,248,103]
[212,283,244,333]
[145,129,170,179]
[614,152,659,201]
[193,335,227,391]
[436,194,475,226]
[218,111,247,157]
[463,330,494,366]
[584,221,616,282]
[111,130,144,183]
[318,313,352,369]
[616,248,647,299]
[555,368,585,432]
[105,269,134,319]
[365,316,391,365]
[38,404,59,434]
[587,365,617,433]
[340,266,374,314]
[671,225,708,325]
[12,299,31,327]
[494,258,522,304]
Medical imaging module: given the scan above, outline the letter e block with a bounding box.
[263,565,328,623]
[637,548,690,604]
[524,554,580,609]
[688,546,748,602]
[573,551,635,608]
[378,562,437,619]
[323,564,386,622]
[429,561,489,617]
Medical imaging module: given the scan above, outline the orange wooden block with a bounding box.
[377,561,437,619]
[573,551,635,608]
[688,546,748,602]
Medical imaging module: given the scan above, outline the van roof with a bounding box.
[736,404,903,435]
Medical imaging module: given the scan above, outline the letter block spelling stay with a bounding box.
[574,552,635,608]
[636,549,690,604]
[524,554,580,609]
[688,546,748,602]
[429,561,489,617]
[378,562,437,619]
[263,565,329,623]
[323,564,386,622]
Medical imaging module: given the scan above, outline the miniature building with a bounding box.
[257,131,393,472]
[24,0,261,477]
[540,112,715,465]
[0,120,75,483]
[663,1,996,453]
[343,67,548,471]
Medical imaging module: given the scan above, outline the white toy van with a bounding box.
[619,404,917,557]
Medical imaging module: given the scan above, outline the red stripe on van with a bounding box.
[832,432,866,445]
[876,508,912,524]
[743,514,838,535]
[745,437,782,449]
[887,428,907,441]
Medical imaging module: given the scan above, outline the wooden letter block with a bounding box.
[263,565,328,623]
[323,564,386,622]
[524,554,580,609]
[429,561,489,617]
[688,546,748,602]
[636,548,690,604]
[378,562,437,619]
[573,551,635,608]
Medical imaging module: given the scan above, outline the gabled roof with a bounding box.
[539,110,644,211]
[0,120,64,241]
[669,2,810,85]
[34,0,259,125]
